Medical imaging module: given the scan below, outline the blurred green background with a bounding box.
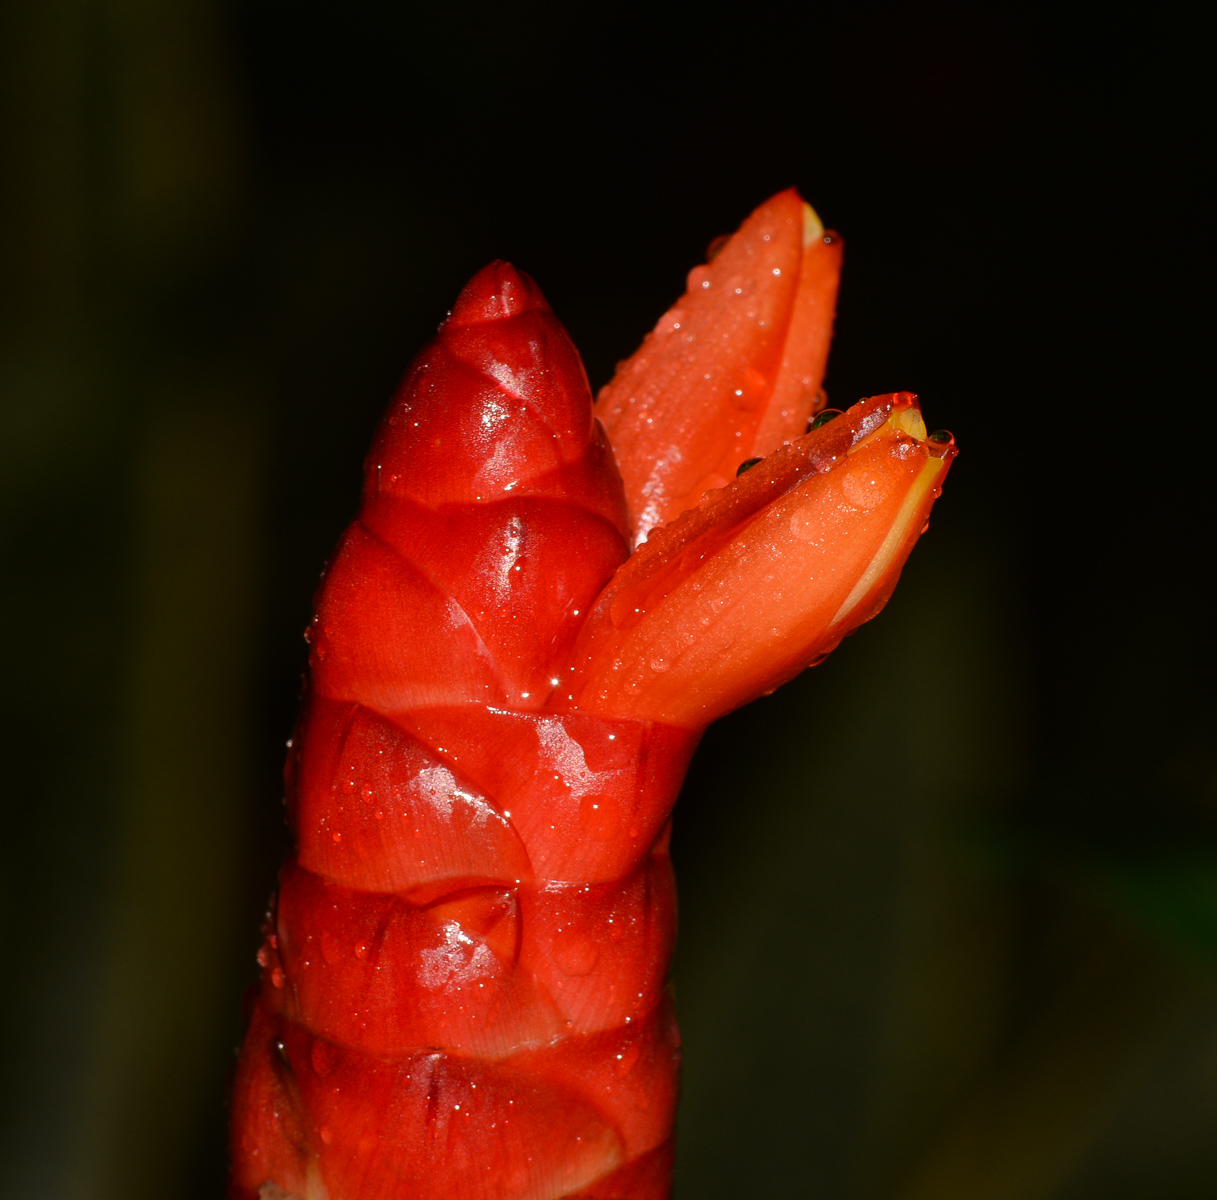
[0,1,1207,1197]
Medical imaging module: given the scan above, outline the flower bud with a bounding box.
[567,393,955,728]
[597,189,843,543]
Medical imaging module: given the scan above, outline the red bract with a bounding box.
[230,191,955,1200]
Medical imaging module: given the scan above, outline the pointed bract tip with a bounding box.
[447,260,551,328]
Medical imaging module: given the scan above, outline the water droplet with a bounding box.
[736,457,763,476]
[841,461,894,510]
[273,1038,292,1069]
[706,233,730,261]
[580,793,618,840]
[257,944,270,968]
[614,1041,642,1076]
[271,967,285,989]
[552,927,600,976]
[928,429,954,444]
[808,408,843,432]
[319,1125,334,1145]
[822,231,838,244]
[649,656,670,672]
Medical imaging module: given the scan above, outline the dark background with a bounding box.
[0,1,1209,1197]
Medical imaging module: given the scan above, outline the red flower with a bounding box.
[230,190,955,1200]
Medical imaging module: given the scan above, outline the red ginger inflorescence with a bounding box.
[230,190,956,1200]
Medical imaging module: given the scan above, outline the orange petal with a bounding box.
[753,213,842,456]
[567,395,955,728]
[597,189,842,543]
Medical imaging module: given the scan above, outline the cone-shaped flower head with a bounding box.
[230,196,956,1200]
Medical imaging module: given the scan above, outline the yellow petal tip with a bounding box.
[802,203,825,246]
[889,404,928,440]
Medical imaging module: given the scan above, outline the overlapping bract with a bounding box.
[230,193,955,1200]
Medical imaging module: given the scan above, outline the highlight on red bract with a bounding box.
[228,191,955,1200]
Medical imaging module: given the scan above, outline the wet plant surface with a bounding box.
[0,2,1206,1197]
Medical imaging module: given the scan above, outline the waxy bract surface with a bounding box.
[229,191,954,1200]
